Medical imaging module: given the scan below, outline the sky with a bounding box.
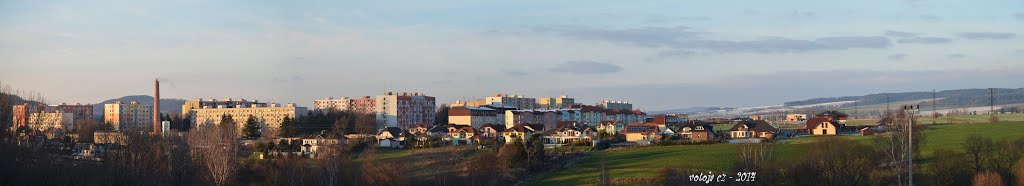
[1,0,1023,111]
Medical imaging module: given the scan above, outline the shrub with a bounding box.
[930,149,972,186]
[972,171,1003,186]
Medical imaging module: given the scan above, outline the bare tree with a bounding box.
[188,118,239,185]
[873,110,921,185]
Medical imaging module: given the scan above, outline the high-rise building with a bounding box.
[13,103,93,129]
[375,92,435,129]
[312,96,376,114]
[191,103,307,136]
[313,97,353,112]
[596,100,633,110]
[538,95,575,110]
[485,94,536,109]
[181,98,267,116]
[351,96,377,114]
[104,101,154,132]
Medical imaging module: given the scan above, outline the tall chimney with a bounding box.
[154,79,161,133]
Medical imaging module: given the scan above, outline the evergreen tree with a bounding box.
[242,115,261,139]
[278,116,295,138]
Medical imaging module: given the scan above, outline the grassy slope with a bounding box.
[526,121,1024,185]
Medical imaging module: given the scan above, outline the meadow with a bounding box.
[524,121,1024,185]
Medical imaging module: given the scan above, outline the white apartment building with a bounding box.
[313,97,353,112]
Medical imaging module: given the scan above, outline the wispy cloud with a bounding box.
[538,25,892,54]
[920,15,941,22]
[888,54,907,60]
[957,32,1016,40]
[947,53,966,59]
[897,37,951,44]
[502,70,529,76]
[884,30,919,38]
[549,60,623,75]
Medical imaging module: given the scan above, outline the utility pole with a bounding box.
[908,105,915,186]
[990,88,995,114]
[886,94,891,116]
[854,101,859,120]
[932,89,937,125]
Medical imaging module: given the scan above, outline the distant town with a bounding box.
[5,78,1024,185]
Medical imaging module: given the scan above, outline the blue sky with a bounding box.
[1,0,1022,110]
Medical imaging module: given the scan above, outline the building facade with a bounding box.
[313,97,352,112]
[181,98,267,116]
[13,103,92,130]
[375,92,436,129]
[191,103,307,136]
[351,96,377,114]
[596,100,632,110]
[448,106,501,128]
[104,101,154,132]
[537,95,575,110]
[485,94,536,110]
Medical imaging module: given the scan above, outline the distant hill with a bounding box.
[784,88,1024,108]
[1,93,44,106]
[650,106,734,114]
[92,95,186,119]
[652,88,1024,116]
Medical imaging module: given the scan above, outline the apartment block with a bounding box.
[191,103,307,136]
[375,92,435,129]
[104,101,154,132]
[313,97,353,112]
[538,95,575,110]
[181,98,266,116]
[596,100,632,110]
[485,94,536,110]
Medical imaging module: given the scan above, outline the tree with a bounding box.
[191,114,239,185]
[525,134,546,170]
[279,116,295,138]
[435,104,449,126]
[873,110,923,185]
[242,115,261,140]
[930,149,972,186]
[962,135,995,172]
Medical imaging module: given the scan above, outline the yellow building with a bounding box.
[537,95,575,109]
[104,101,153,132]
[191,103,307,137]
[26,112,74,132]
[622,123,659,144]
[808,118,839,135]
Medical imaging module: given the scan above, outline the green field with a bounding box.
[525,121,1024,185]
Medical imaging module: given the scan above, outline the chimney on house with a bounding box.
[154,79,161,133]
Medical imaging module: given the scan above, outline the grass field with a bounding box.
[525,121,1024,185]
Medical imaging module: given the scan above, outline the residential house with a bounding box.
[815,110,849,124]
[449,126,478,145]
[377,127,410,148]
[301,135,342,158]
[806,117,841,135]
[478,123,505,143]
[596,121,622,135]
[502,124,543,143]
[785,114,808,122]
[728,120,778,139]
[621,122,659,144]
[545,121,596,145]
[677,122,714,142]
